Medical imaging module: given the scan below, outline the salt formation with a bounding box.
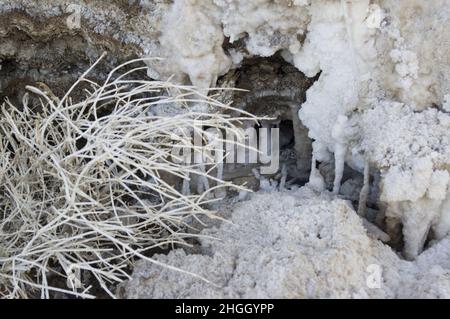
[354,103,450,259]
[123,189,450,299]
[146,0,450,260]
[148,0,311,91]
[2,0,450,298]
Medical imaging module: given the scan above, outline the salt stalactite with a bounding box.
[308,154,325,192]
[332,145,346,194]
[357,159,370,217]
[356,159,391,243]
[380,150,450,257]
[331,115,349,194]
[390,199,443,261]
[435,195,450,240]
[382,163,450,259]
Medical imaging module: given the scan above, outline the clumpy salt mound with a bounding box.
[357,102,450,172]
[123,188,450,299]
[125,188,383,298]
[356,101,450,204]
[399,238,450,298]
[350,101,450,259]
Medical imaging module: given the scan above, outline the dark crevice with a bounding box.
[218,53,320,189]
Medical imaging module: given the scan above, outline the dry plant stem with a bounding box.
[0,55,255,299]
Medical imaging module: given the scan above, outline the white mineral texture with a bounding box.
[124,188,450,299]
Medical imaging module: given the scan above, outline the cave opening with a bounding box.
[218,53,319,190]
